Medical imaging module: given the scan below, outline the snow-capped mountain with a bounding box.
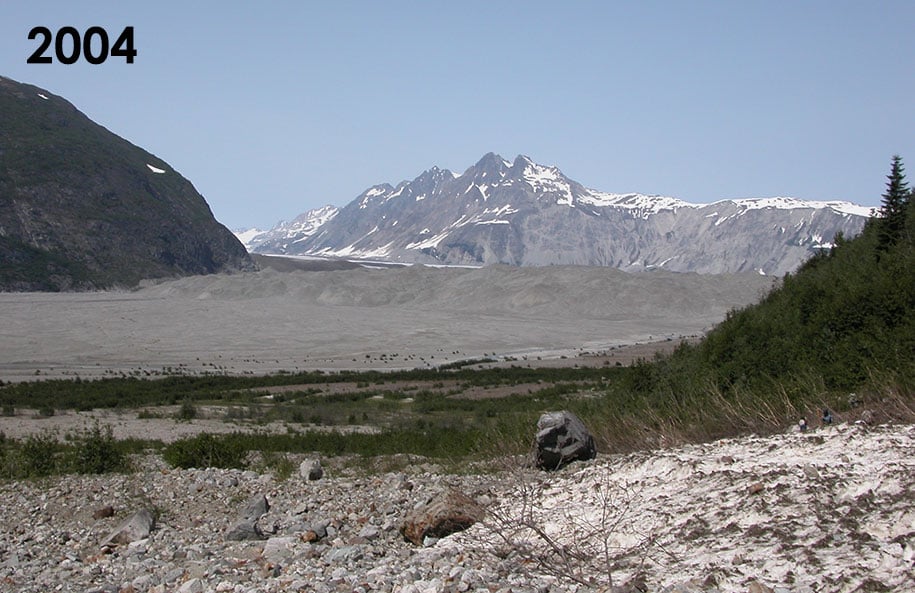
[252,153,873,275]
[235,205,338,253]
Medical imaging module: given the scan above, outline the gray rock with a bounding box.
[533,410,596,470]
[226,520,264,541]
[263,536,297,564]
[240,493,270,522]
[301,520,328,542]
[177,578,205,593]
[226,494,269,541]
[101,508,155,547]
[300,458,324,481]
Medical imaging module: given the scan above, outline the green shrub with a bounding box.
[19,432,61,477]
[69,424,129,474]
[175,399,197,421]
[163,433,246,469]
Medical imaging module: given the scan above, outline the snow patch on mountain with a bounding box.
[725,196,876,217]
[232,228,267,250]
[581,190,694,217]
[237,205,338,253]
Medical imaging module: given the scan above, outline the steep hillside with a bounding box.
[256,153,870,275]
[620,157,915,437]
[0,76,254,291]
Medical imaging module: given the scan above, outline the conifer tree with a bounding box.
[878,155,910,247]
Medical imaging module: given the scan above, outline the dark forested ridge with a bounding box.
[0,76,254,291]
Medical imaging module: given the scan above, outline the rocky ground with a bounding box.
[1,422,912,593]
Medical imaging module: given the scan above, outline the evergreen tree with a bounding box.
[878,155,910,247]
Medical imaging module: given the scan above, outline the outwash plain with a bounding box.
[6,262,913,593]
[0,261,775,383]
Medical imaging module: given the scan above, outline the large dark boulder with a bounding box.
[534,410,596,470]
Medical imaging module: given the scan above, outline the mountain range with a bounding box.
[242,153,872,275]
[0,76,254,291]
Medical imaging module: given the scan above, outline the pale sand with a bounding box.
[0,264,775,382]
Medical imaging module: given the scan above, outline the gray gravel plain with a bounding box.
[0,264,775,382]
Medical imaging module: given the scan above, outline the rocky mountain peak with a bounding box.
[249,153,871,275]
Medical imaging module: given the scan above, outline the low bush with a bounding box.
[175,399,197,421]
[163,433,247,469]
[68,423,130,474]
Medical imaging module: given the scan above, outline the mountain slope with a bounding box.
[257,153,871,275]
[0,76,254,291]
[236,205,338,253]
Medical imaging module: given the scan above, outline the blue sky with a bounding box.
[2,1,913,229]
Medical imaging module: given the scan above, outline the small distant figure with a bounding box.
[822,408,833,426]
[799,417,808,432]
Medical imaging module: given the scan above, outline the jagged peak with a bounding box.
[512,154,534,168]
[413,164,455,183]
[466,152,512,177]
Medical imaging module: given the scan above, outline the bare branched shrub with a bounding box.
[481,461,674,589]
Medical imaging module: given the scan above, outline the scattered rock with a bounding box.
[748,482,765,495]
[533,410,596,470]
[0,424,911,593]
[401,490,485,546]
[100,508,155,548]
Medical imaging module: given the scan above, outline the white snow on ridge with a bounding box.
[581,190,694,217]
[314,239,395,259]
[522,162,574,206]
[146,164,166,174]
[232,228,266,250]
[359,187,391,208]
[724,197,875,217]
[37,93,49,100]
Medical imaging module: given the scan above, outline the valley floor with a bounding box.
[0,265,771,382]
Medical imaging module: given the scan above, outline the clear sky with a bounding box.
[2,1,913,229]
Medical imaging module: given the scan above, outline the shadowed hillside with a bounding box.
[0,76,254,291]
